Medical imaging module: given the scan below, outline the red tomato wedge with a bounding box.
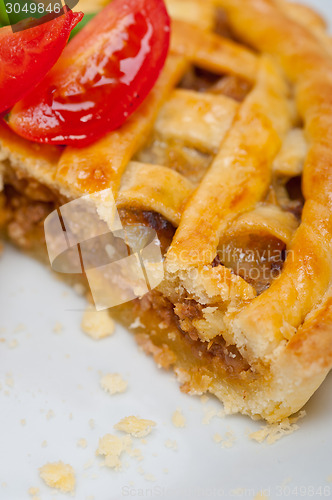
[0,9,83,114]
[8,0,171,147]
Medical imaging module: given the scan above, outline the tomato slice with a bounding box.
[8,0,170,147]
[0,9,83,114]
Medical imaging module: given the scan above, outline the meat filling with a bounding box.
[179,67,252,102]
[2,181,250,376]
[1,185,54,248]
[139,292,250,376]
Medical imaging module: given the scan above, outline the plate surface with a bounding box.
[1,2,332,499]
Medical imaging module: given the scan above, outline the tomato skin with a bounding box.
[8,0,170,147]
[0,9,83,114]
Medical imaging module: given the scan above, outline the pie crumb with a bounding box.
[127,447,143,461]
[200,395,209,404]
[249,411,306,444]
[213,430,235,448]
[231,488,244,496]
[77,438,88,448]
[20,419,26,426]
[254,493,269,500]
[14,323,25,333]
[144,473,156,482]
[39,461,75,493]
[222,430,236,448]
[81,306,115,340]
[96,433,132,470]
[5,373,14,388]
[28,487,39,496]
[28,486,41,499]
[164,439,178,450]
[53,322,63,334]
[172,409,186,428]
[114,416,156,438]
[327,474,332,482]
[84,459,94,470]
[202,407,225,425]
[46,410,54,420]
[213,433,222,443]
[89,418,95,429]
[41,440,47,448]
[8,339,18,349]
[100,373,128,395]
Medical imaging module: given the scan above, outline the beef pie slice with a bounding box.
[1,0,331,422]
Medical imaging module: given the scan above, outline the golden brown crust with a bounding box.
[1,0,332,422]
[166,56,289,270]
[212,0,332,366]
[0,123,61,192]
[170,19,258,82]
[285,288,332,371]
[117,162,193,227]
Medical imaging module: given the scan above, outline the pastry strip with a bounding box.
[217,0,332,357]
[171,19,258,83]
[166,56,290,270]
[117,162,193,227]
[155,89,239,153]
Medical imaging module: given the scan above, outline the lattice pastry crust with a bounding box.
[1,0,331,422]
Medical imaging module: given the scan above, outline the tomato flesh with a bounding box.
[8,0,170,147]
[0,9,83,114]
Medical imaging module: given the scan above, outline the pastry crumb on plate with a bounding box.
[96,434,133,470]
[171,408,186,428]
[164,439,178,450]
[81,306,115,340]
[28,486,39,496]
[39,461,75,493]
[249,411,306,444]
[77,438,88,448]
[100,373,128,395]
[114,416,156,437]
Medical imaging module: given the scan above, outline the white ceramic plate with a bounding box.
[1,2,332,499]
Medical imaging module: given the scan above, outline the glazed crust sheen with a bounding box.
[0,0,332,422]
[212,0,332,352]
